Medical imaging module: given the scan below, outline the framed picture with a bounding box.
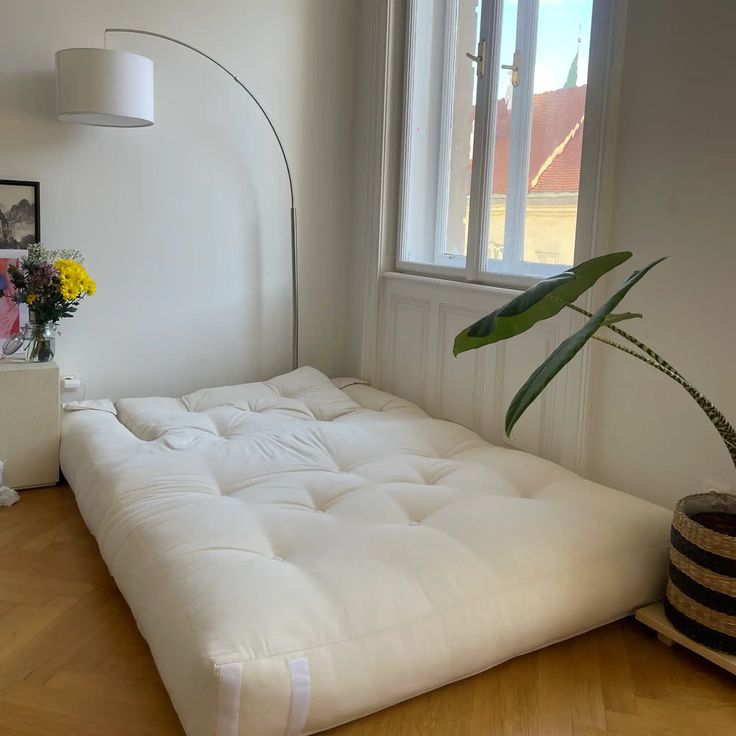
[0,250,27,340]
[0,180,40,251]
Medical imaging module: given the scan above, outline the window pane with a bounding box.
[400,0,597,280]
[522,0,594,269]
[486,0,518,266]
[401,0,482,268]
[443,0,481,259]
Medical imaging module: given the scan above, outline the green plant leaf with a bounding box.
[505,257,666,437]
[602,311,642,326]
[453,251,633,357]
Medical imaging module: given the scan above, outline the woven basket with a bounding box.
[665,491,736,653]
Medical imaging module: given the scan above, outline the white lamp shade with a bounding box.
[56,48,154,127]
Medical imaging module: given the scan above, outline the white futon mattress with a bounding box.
[61,367,671,736]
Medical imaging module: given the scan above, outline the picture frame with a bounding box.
[0,179,40,251]
[0,249,28,341]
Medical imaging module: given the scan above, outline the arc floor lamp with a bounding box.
[55,29,299,370]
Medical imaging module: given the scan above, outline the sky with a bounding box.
[496,0,594,97]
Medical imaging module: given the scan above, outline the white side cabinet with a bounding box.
[0,360,60,489]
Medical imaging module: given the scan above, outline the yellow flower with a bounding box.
[26,293,37,305]
[54,259,97,300]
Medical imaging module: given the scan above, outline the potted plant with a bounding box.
[454,251,736,653]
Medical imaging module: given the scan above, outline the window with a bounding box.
[399,0,596,283]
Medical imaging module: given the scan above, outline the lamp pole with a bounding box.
[104,29,299,370]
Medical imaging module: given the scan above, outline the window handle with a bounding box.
[501,50,521,87]
[465,39,486,79]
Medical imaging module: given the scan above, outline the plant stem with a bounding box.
[586,328,736,473]
[567,302,684,379]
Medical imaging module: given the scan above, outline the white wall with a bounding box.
[0,0,360,398]
[583,0,736,507]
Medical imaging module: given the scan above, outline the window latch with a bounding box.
[501,49,521,87]
[465,39,486,79]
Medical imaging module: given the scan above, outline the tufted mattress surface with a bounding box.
[60,367,671,736]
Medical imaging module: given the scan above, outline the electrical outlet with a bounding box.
[60,373,81,391]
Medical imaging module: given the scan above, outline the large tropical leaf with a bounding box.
[505,257,666,436]
[453,251,633,357]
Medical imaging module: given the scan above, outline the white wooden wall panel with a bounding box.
[385,296,431,407]
[435,304,487,429]
[378,272,587,471]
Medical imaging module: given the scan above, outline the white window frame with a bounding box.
[397,0,614,289]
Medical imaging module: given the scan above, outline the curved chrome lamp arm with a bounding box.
[105,28,299,370]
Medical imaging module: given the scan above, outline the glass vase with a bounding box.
[24,320,56,363]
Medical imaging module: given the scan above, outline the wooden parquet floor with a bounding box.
[0,486,734,736]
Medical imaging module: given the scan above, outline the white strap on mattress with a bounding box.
[285,656,311,736]
[215,661,244,736]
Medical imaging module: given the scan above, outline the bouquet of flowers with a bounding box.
[0,244,96,361]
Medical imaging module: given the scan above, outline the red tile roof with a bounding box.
[490,84,587,194]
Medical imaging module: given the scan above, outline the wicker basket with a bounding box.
[665,491,736,653]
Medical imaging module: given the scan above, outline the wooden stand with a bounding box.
[0,359,60,489]
[636,601,736,675]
